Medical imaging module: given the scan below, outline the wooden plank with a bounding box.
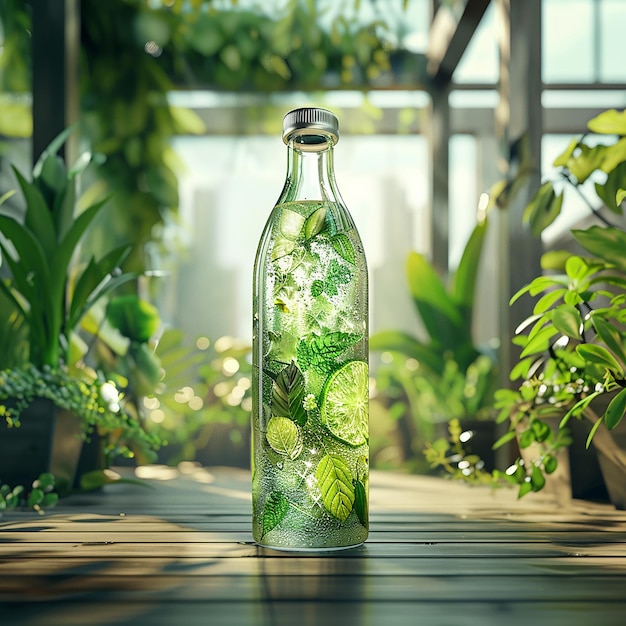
[1,541,625,558]
[2,555,626,577]
[3,529,626,544]
[3,572,626,603]
[3,600,626,626]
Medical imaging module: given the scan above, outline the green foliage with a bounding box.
[497,108,626,499]
[143,331,252,464]
[0,0,414,269]
[0,130,136,369]
[297,331,362,374]
[0,472,59,517]
[370,219,497,473]
[271,361,307,427]
[423,418,498,485]
[0,365,161,462]
[315,453,355,522]
[262,491,290,538]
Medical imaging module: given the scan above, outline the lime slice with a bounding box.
[320,360,368,446]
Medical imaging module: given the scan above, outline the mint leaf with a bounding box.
[262,491,290,537]
[311,280,324,297]
[316,455,355,522]
[272,362,307,426]
[297,331,362,373]
[331,234,356,264]
[324,259,352,296]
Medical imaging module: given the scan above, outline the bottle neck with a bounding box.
[282,132,339,203]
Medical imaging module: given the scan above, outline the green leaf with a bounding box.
[492,429,517,450]
[586,417,604,449]
[71,272,139,332]
[523,182,563,236]
[551,305,581,339]
[50,198,110,324]
[369,330,445,374]
[605,388,626,430]
[315,454,355,522]
[106,294,160,343]
[32,126,75,179]
[331,233,355,264]
[271,362,307,426]
[617,188,626,206]
[262,491,290,537]
[406,251,465,349]
[543,455,558,474]
[304,206,327,239]
[69,246,132,329]
[35,472,55,490]
[592,317,626,365]
[27,488,44,507]
[519,325,559,358]
[297,331,361,373]
[518,481,533,498]
[353,478,368,529]
[266,416,302,459]
[42,492,59,508]
[519,429,536,449]
[530,465,546,492]
[271,237,297,261]
[533,289,567,315]
[531,419,551,443]
[553,138,580,167]
[559,391,602,428]
[595,162,626,214]
[450,219,487,312]
[322,259,352,296]
[11,166,56,256]
[587,109,626,134]
[603,135,626,175]
[311,280,324,297]
[567,144,607,183]
[576,344,623,375]
[572,226,626,273]
[541,250,572,271]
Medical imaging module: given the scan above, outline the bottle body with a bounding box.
[252,110,368,550]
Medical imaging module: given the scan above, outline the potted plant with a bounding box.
[370,217,498,475]
[0,129,160,490]
[493,108,626,507]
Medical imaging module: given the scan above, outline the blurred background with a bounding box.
[1,0,624,473]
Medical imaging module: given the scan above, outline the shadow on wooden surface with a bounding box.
[2,467,626,626]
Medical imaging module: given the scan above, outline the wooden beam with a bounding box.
[427,0,492,85]
[429,84,451,273]
[31,0,80,165]
[494,0,543,384]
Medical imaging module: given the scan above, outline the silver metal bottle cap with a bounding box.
[282,107,339,146]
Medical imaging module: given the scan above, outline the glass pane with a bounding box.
[454,2,498,84]
[543,0,595,83]
[600,0,626,82]
[170,132,429,340]
[449,135,478,269]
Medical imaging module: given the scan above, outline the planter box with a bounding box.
[0,398,83,489]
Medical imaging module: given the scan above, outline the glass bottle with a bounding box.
[252,107,369,551]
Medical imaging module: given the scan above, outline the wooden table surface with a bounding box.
[1,465,626,626]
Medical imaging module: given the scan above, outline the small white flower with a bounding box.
[303,393,317,411]
[100,381,120,407]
